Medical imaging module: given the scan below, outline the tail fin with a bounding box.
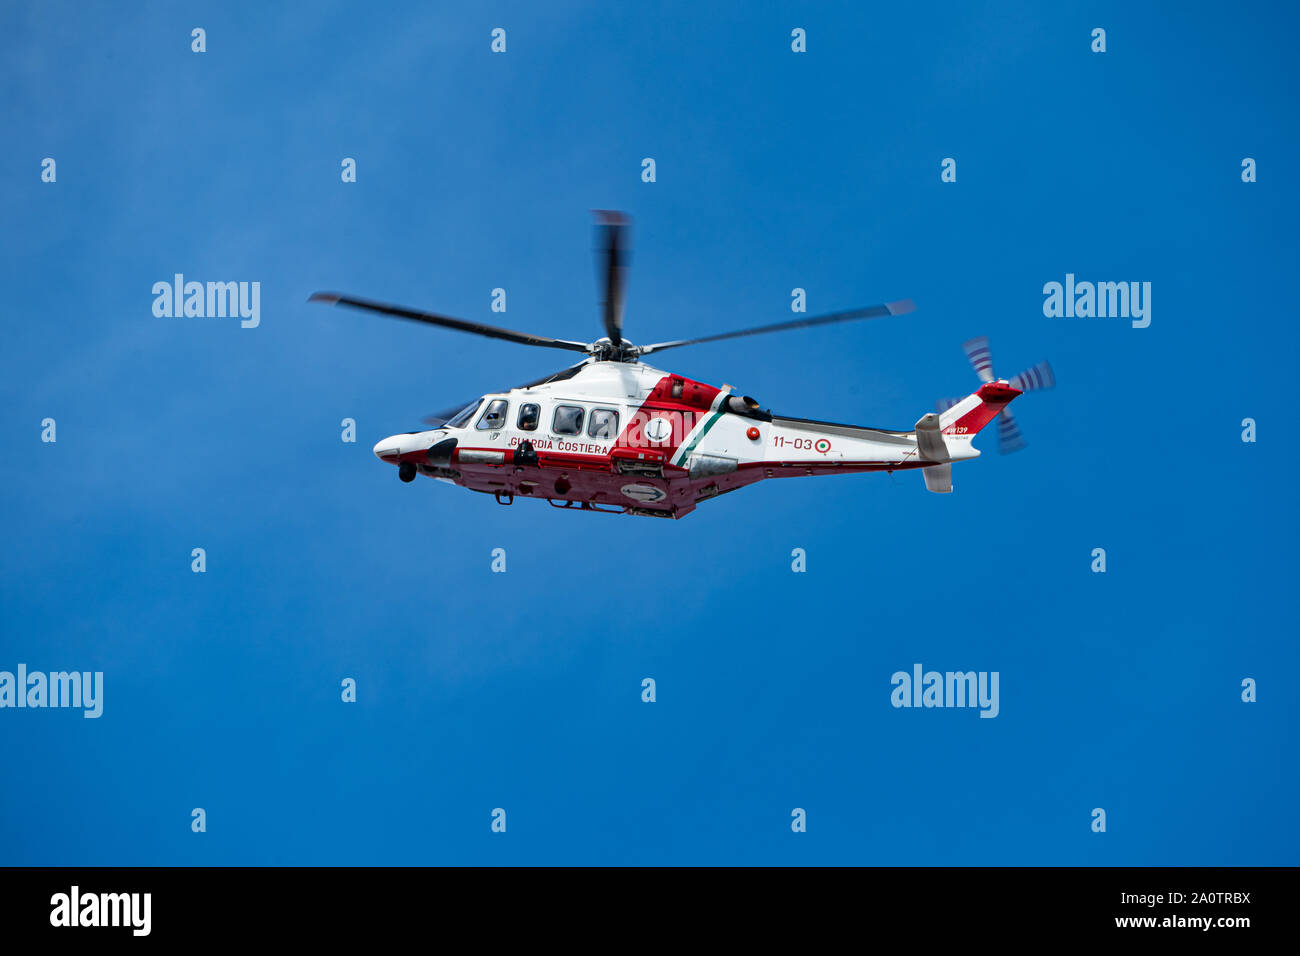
[938,381,1022,438]
[916,382,1021,494]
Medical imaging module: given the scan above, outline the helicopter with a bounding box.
[310,212,1030,519]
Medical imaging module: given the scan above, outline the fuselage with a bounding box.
[371,360,1010,518]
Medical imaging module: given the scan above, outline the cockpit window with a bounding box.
[588,408,619,439]
[552,404,584,436]
[518,403,540,431]
[444,400,481,429]
[476,399,509,430]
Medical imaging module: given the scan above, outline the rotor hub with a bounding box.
[588,336,639,362]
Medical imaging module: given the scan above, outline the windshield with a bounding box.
[444,400,482,429]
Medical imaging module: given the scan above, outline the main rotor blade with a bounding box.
[512,360,591,390]
[637,299,915,355]
[309,292,590,353]
[594,211,629,348]
[961,336,996,383]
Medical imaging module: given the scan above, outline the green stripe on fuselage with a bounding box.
[672,410,723,467]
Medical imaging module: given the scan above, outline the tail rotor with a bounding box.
[938,336,1055,454]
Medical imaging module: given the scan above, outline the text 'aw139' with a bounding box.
[310,212,1023,519]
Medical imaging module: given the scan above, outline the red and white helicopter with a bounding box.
[311,213,1051,519]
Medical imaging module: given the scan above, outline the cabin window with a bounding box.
[476,399,509,430]
[588,408,619,439]
[552,404,584,436]
[518,403,540,431]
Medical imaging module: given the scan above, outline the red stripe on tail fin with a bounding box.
[943,381,1021,436]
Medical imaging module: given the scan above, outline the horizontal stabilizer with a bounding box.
[923,463,953,493]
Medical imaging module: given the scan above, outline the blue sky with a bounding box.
[1,0,1296,864]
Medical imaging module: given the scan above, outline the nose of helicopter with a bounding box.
[372,436,402,463]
